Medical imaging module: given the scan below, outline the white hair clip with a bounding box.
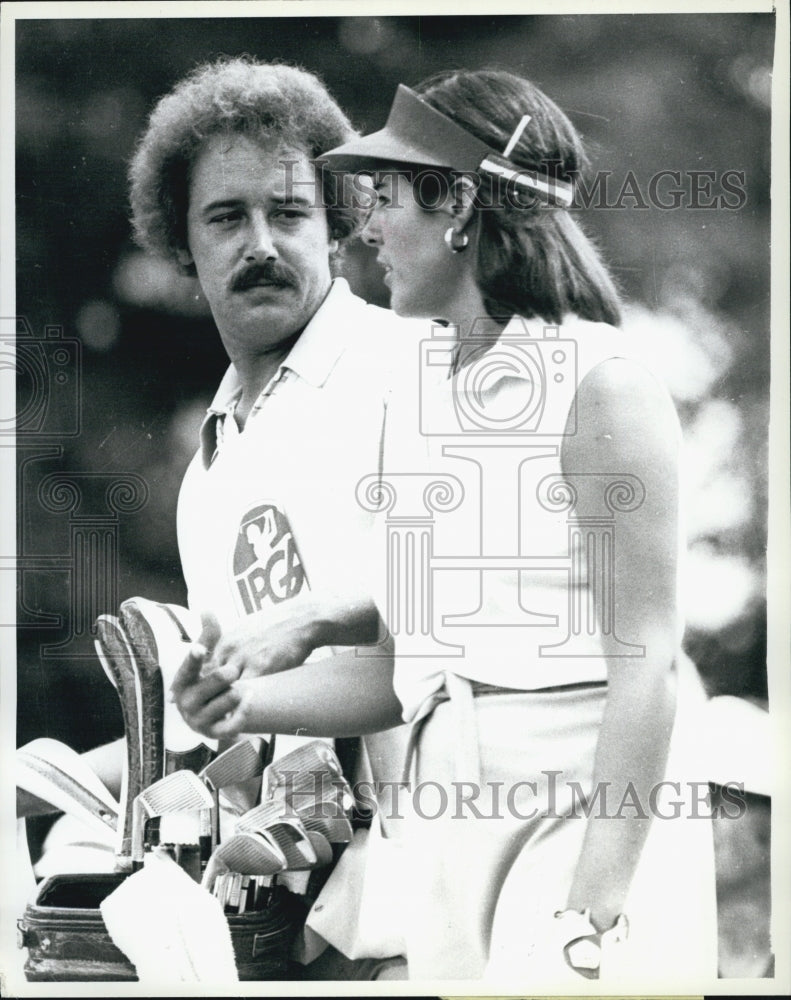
[479,112,574,207]
[502,114,532,158]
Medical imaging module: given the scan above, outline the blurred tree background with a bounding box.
[15,12,774,753]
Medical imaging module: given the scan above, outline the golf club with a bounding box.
[199,736,267,852]
[131,769,214,871]
[305,829,334,867]
[298,812,354,844]
[94,614,143,871]
[121,597,218,772]
[236,802,317,870]
[200,832,286,893]
[119,599,166,801]
[261,739,354,814]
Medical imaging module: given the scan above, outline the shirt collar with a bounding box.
[199,277,355,466]
[282,277,354,388]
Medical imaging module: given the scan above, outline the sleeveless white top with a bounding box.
[368,313,684,722]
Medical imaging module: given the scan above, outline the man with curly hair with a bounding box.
[130,57,367,411]
[19,56,414,982]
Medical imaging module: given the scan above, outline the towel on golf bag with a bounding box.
[99,850,238,984]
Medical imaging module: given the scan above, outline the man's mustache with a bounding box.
[230,261,296,292]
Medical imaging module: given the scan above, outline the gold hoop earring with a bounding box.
[444,227,469,254]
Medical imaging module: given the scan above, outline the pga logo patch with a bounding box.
[232,503,307,614]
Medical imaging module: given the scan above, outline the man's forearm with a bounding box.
[291,593,384,649]
[207,594,387,681]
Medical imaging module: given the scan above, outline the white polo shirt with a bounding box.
[177,278,421,638]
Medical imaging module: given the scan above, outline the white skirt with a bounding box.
[398,653,718,986]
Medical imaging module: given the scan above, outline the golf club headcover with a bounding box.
[118,597,218,761]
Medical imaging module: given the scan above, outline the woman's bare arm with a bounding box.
[172,638,402,741]
[561,357,681,932]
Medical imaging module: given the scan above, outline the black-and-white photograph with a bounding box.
[2,1,787,995]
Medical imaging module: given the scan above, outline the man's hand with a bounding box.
[169,601,398,740]
[170,612,246,738]
[203,606,320,680]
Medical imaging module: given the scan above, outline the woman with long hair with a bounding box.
[173,69,718,986]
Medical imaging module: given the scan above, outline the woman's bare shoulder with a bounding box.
[563,356,680,475]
